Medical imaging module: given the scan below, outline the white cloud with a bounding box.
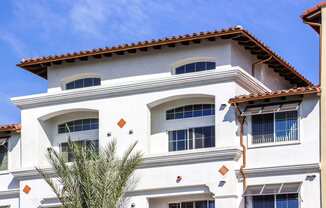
[0,31,26,56]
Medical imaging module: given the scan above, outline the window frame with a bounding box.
[248,107,301,148]
[168,200,215,208]
[168,125,215,152]
[251,193,300,208]
[58,118,99,134]
[65,77,101,90]
[60,139,99,162]
[166,104,215,120]
[171,57,217,75]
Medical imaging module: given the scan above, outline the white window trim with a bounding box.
[170,57,217,75]
[247,105,301,149]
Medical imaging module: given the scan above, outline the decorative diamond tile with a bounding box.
[23,185,31,194]
[117,118,126,128]
[219,165,229,176]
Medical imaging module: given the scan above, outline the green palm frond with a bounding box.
[37,139,143,208]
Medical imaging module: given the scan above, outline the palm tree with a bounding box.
[37,139,143,208]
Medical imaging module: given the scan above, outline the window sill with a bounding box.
[248,140,301,149]
[0,170,10,175]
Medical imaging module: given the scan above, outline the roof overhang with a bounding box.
[301,2,326,33]
[0,124,21,133]
[17,26,312,86]
[229,86,320,105]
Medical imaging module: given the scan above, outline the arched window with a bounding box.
[166,104,215,120]
[58,118,99,134]
[65,78,101,90]
[175,62,216,74]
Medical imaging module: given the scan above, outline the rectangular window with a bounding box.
[169,200,214,208]
[0,138,8,171]
[253,194,299,208]
[252,111,298,144]
[169,126,215,152]
[60,140,99,162]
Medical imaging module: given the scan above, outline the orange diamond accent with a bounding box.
[23,185,31,194]
[117,118,126,128]
[219,165,229,176]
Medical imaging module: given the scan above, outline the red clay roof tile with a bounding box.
[16,26,312,86]
[0,124,21,133]
[229,86,320,104]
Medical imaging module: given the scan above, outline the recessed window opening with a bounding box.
[65,78,101,90]
[175,62,216,74]
[58,118,99,134]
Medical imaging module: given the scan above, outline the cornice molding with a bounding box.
[236,163,320,178]
[11,147,241,180]
[11,67,269,109]
[0,189,19,198]
[140,147,242,168]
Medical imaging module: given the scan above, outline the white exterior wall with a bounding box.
[0,41,320,207]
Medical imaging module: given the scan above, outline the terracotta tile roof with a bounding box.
[0,124,21,133]
[229,86,320,104]
[17,26,312,86]
[301,2,326,33]
[302,2,326,18]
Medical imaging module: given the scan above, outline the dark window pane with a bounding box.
[181,202,194,208]
[176,66,185,74]
[84,78,93,87]
[208,201,215,208]
[175,107,184,119]
[169,203,181,208]
[74,120,83,131]
[252,114,274,144]
[67,121,74,132]
[65,78,101,90]
[195,62,206,71]
[90,119,99,129]
[75,79,83,88]
[276,194,298,208]
[195,201,207,208]
[166,113,175,120]
[206,62,216,70]
[94,78,101,86]
[83,119,91,130]
[66,82,74,89]
[193,104,203,117]
[203,104,213,116]
[275,111,298,142]
[185,63,196,73]
[253,195,275,208]
[175,62,216,75]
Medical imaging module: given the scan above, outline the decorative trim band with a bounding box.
[11,67,269,109]
[236,163,320,178]
[140,147,242,168]
[11,147,242,180]
[0,189,19,198]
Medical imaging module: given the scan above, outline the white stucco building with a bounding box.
[0,26,322,208]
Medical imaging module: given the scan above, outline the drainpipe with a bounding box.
[235,104,247,208]
[235,105,247,189]
[252,56,273,77]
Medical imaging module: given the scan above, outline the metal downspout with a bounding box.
[235,104,247,208]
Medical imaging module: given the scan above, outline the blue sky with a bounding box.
[0,0,321,124]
